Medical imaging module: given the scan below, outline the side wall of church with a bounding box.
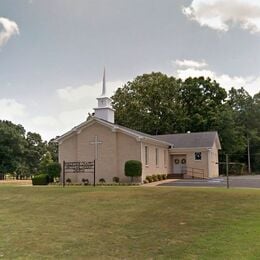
[116,132,141,183]
[141,142,169,181]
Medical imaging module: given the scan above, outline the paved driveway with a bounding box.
[158,175,260,188]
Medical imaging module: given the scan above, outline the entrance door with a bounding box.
[173,156,187,174]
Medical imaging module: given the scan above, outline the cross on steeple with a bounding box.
[90,136,103,160]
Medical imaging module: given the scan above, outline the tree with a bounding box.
[0,121,26,176]
[39,151,53,174]
[178,77,227,132]
[24,132,47,175]
[227,88,259,170]
[47,162,61,180]
[112,72,184,135]
[46,138,59,162]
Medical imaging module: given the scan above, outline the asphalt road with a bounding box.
[158,175,260,188]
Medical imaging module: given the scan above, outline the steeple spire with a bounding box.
[93,68,115,123]
[101,67,106,96]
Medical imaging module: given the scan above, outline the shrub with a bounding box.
[47,162,61,182]
[82,178,89,185]
[146,176,153,183]
[66,178,71,184]
[157,174,162,181]
[113,176,120,183]
[162,174,167,180]
[152,174,158,182]
[99,178,106,184]
[125,160,142,182]
[143,179,148,184]
[32,174,49,185]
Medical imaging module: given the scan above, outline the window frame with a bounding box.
[145,146,149,166]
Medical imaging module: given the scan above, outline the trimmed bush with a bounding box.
[162,174,167,180]
[113,176,120,183]
[82,178,89,185]
[125,160,142,182]
[99,178,106,184]
[32,174,49,185]
[152,174,158,182]
[146,176,153,183]
[66,178,71,184]
[157,174,162,181]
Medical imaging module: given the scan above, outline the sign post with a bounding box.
[226,154,229,189]
[63,160,65,187]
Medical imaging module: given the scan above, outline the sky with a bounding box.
[0,0,260,141]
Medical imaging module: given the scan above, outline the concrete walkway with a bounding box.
[143,179,179,186]
[156,175,260,188]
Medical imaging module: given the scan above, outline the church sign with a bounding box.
[62,160,96,187]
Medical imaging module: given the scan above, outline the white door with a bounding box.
[173,156,187,174]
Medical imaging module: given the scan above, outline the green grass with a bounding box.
[1,186,260,259]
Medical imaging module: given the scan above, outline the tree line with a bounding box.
[0,120,58,179]
[112,73,260,173]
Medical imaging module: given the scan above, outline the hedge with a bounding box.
[32,174,49,185]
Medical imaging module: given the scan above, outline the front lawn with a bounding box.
[0,186,260,259]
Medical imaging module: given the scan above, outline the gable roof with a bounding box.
[56,117,171,147]
[56,117,221,149]
[153,132,221,149]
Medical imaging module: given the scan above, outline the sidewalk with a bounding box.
[143,179,178,186]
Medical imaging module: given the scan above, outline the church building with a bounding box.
[57,72,221,184]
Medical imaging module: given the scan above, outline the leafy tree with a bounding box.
[47,138,59,162]
[0,121,26,176]
[47,162,61,180]
[24,132,47,175]
[178,77,227,132]
[39,151,53,174]
[112,72,184,134]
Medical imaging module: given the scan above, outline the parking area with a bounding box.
[158,175,260,188]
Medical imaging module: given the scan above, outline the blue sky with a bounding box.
[1,0,260,140]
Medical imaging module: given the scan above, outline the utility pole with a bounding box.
[247,137,252,174]
[226,154,229,189]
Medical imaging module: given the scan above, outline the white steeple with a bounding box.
[93,68,115,123]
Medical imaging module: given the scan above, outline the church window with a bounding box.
[156,148,159,166]
[195,152,202,160]
[145,146,149,166]
[164,150,167,167]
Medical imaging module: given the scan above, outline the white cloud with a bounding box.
[0,99,26,121]
[175,59,208,69]
[57,80,123,103]
[31,116,59,128]
[175,59,259,95]
[0,17,19,47]
[183,0,260,33]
